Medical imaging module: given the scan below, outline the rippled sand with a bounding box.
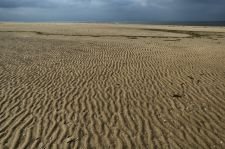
[0,23,225,148]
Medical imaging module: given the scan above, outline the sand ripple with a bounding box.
[0,23,225,148]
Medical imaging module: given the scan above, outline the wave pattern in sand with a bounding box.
[0,24,225,148]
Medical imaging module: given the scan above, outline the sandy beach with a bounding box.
[0,23,225,148]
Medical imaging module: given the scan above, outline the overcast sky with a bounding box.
[0,0,225,22]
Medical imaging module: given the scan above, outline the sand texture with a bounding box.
[0,23,225,148]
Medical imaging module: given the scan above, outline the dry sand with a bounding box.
[0,23,225,148]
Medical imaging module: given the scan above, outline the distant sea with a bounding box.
[110,21,225,26]
[65,21,225,26]
[152,21,225,26]
[2,20,225,26]
[69,21,225,27]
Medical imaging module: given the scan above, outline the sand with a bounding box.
[0,23,225,149]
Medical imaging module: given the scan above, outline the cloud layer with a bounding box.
[0,0,225,21]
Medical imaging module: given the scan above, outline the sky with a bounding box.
[0,0,225,22]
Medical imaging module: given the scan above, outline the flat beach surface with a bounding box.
[0,23,225,148]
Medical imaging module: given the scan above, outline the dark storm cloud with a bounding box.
[0,0,225,21]
[0,0,53,8]
[0,0,223,8]
[0,0,92,8]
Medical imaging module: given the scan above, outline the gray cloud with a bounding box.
[0,0,224,21]
[0,0,52,8]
